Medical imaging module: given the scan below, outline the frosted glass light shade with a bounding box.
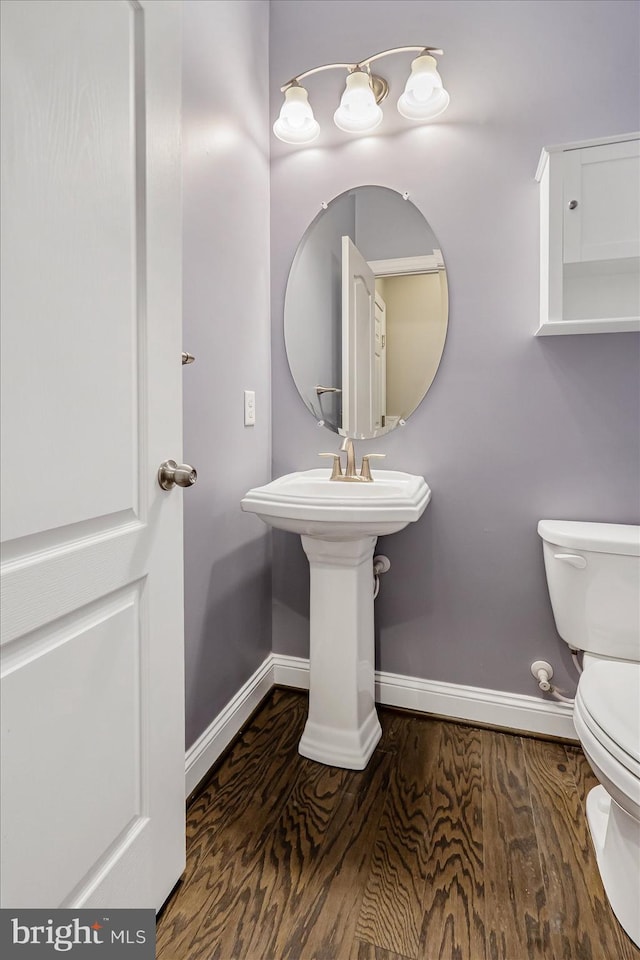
[273,85,320,144]
[397,54,450,121]
[333,71,383,133]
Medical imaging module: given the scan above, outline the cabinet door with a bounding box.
[563,139,640,263]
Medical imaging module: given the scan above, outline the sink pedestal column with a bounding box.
[298,534,382,769]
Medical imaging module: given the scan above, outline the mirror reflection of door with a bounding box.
[342,239,448,438]
[374,291,387,432]
[372,254,447,430]
[341,236,383,437]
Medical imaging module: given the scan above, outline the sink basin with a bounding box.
[241,468,431,539]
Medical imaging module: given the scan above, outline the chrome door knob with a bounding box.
[158,460,198,491]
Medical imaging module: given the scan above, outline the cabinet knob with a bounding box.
[568,200,578,210]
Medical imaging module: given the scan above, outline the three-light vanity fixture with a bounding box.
[273,46,450,145]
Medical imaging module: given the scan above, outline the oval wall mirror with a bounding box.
[284,185,449,440]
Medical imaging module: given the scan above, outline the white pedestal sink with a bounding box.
[241,468,431,769]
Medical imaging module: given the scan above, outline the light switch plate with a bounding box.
[244,389,256,426]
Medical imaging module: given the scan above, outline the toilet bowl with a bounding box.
[573,661,640,945]
[538,520,640,947]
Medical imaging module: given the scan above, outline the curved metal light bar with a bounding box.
[273,46,448,145]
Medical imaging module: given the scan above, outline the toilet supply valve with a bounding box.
[531,660,554,692]
[373,555,391,577]
[373,554,391,599]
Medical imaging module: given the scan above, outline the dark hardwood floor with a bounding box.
[156,688,640,960]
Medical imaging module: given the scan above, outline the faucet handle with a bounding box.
[360,453,386,481]
[318,452,343,479]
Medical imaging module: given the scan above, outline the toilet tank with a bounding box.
[538,520,640,662]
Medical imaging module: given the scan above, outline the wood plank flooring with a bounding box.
[157,688,640,960]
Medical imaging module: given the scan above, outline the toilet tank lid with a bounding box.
[538,520,640,557]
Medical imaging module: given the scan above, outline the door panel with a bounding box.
[0,0,185,910]
[1,0,141,541]
[2,587,144,906]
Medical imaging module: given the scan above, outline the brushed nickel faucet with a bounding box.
[318,438,385,481]
[341,437,357,478]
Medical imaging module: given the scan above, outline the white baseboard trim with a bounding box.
[184,655,274,797]
[186,653,577,796]
[270,653,310,690]
[271,653,577,742]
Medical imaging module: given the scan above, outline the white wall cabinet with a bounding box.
[536,133,640,335]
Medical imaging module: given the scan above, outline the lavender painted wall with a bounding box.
[182,0,271,749]
[269,0,640,698]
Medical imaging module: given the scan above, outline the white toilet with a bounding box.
[538,520,640,947]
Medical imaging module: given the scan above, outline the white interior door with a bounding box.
[341,236,377,436]
[0,0,185,910]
